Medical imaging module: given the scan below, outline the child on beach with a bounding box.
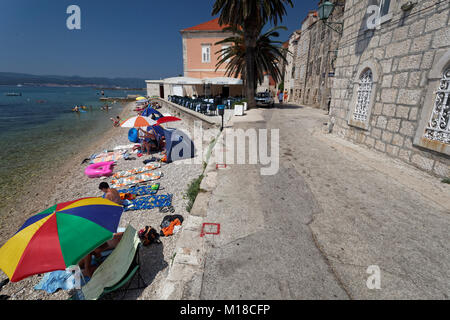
[111,116,121,127]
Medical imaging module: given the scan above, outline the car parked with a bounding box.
[255,92,275,108]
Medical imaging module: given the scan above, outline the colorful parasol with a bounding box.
[120,116,157,128]
[156,116,182,126]
[0,198,124,282]
[136,96,147,101]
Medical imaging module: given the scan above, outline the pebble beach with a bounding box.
[0,101,218,300]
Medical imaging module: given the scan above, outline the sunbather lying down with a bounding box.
[78,232,123,278]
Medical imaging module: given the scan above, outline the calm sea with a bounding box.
[0,86,144,214]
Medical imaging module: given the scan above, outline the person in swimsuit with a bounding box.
[138,128,158,155]
[99,182,123,205]
[111,116,121,127]
[78,183,125,278]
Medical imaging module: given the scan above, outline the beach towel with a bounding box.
[111,171,162,189]
[124,194,172,212]
[117,185,158,196]
[90,150,123,159]
[113,144,138,151]
[112,163,161,179]
[34,270,81,294]
[90,150,126,164]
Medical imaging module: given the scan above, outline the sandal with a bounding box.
[159,207,169,213]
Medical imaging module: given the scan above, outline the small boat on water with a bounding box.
[5,92,22,96]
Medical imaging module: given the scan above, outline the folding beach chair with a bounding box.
[69,225,147,300]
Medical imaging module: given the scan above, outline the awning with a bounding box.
[202,77,243,85]
[164,77,203,85]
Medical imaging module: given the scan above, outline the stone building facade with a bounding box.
[292,12,316,105]
[328,0,450,178]
[284,30,301,102]
[289,1,345,110]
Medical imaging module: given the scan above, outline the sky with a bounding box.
[0,0,318,80]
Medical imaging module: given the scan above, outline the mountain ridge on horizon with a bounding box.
[0,71,148,88]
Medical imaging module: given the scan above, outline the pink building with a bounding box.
[181,17,233,79]
[147,18,243,99]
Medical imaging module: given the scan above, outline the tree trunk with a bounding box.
[244,23,259,109]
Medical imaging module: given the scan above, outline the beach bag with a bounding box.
[160,215,184,237]
[160,219,181,237]
[160,215,184,228]
[138,226,161,246]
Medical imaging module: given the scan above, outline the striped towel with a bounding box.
[90,150,126,164]
[111,171,162,189]
[112,163,161,179]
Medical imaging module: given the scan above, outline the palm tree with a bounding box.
[215,26,289,89]
[212,0,293,108]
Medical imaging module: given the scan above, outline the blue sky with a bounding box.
[0,0,318,79]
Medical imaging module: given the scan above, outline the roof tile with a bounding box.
[182,17,229,32]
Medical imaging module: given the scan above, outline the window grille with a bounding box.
[424,68,450,144]
[353,69,373,122]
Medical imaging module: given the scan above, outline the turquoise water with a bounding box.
[0,86,144,213]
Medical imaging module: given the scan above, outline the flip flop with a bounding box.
[159,207,169,213]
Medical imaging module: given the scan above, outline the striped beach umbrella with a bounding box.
[120,115,157,128]
[0,198,124,282]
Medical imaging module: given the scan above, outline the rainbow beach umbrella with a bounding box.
[0,197,124,282]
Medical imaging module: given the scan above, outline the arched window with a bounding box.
[414,51,450,155]
[353,69,373,122]
[424,68,450,144]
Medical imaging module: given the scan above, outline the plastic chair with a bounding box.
[208,104,217,116]
[200,104,208,114]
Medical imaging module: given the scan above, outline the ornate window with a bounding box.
[353,69,373,122]
[414,51,450,155]
[423,68,450,144]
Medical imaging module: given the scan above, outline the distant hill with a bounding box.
[0,72,146,88]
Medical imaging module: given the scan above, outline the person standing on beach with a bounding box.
[111,116,121,127]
